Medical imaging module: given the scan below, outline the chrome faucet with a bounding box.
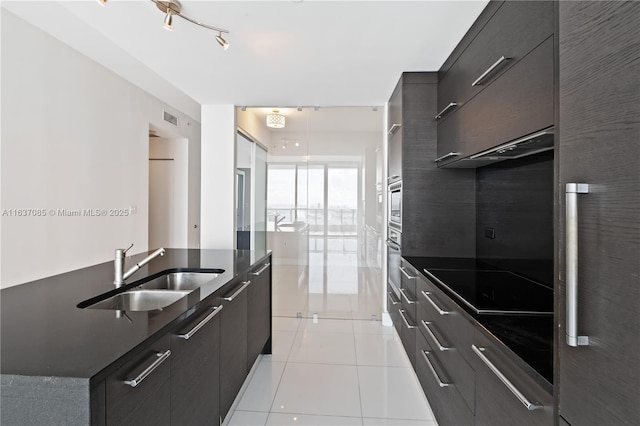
[114,244,165,287]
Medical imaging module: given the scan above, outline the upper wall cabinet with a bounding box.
[388,80,403,183]
[435,1,554,167]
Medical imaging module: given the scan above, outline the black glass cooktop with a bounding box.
[423,269,553,315]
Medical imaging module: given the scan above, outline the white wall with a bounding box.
[236,108,272,149]
[0,11,201,288]
[149,137,189,249]
[200,105,236,249]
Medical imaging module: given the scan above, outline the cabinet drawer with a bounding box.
[415,331,473,426]
[417,318,475,412]
[248,260,272,368]
[437,1,553,116]
[387,285,401,336]
[399,260,419,332]
[398,303,417,368]
[437,36,554,166]
[105,334,171,426]
[416,273,476,364]
[220,275,249,419]
[171,304,221,426]
[472,331,553,425]
[399,259,418,307]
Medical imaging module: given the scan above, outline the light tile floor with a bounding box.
[225,318,437,426]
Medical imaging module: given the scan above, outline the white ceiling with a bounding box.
[2,0,488,119]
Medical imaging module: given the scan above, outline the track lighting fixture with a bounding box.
[163,10,173,31]
[99,0,230,49]
[215,32,230,50]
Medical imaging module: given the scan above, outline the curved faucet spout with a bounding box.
[114,246,165,287]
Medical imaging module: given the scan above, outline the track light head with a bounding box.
[163,11,173,31]
[100,0,231,49]
[215,32,230,50]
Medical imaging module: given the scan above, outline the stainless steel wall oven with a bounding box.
[388,181,402,229]
[386,225,401,297]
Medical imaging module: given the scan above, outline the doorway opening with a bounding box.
[238,106,384,320]
[148,128,188,249]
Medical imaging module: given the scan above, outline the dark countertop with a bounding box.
[1,249,270,383]
[403,256,553,389]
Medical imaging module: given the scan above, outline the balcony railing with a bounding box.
[268,208,358,235]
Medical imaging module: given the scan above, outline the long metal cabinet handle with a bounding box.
[421,321,451,351]
[398,309,416,329]
[434,102,458,120]
[388,123,402,136]
[399,288,416,305]
[434,152,461,163]
[421,291,450,315]
[223,280,251,301]
[566,183,590,346]
[471,56,510,86]
[177,306,223,340]
[399,266,415,280]
[124,350,171,388]
[472,345,543,410]
[421,350,451,387]
[251,263,271,276]
[388,291,400,305]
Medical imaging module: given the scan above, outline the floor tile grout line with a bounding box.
[351,319,365,421]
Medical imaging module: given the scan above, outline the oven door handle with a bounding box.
[385,239,400,251]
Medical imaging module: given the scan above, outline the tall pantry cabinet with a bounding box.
[557,2,640,424]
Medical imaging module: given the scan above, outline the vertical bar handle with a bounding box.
[565,183,590,347]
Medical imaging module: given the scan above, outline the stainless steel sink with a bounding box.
[79,271,221,311]
[86,290,191,311]
[136,272,219,291]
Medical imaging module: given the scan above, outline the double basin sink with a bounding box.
[78,271,222,312]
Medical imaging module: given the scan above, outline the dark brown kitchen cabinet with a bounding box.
[399,259,419,367]
[437,36,554,167]
[415,330,473,426]
[557,2,640,425]
[247,260,272,368]
[472,331,553,426]
[436,1,555,167]
[219,274,250,419]
[387,284,401,336]
[387,80,403,183]
[386,72,476,258]
[416,273,475,414]
[105,334,171,426]
[436,1,553,118]
[170,304,222,426]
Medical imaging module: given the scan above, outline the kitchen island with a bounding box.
[1,248,272,425]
